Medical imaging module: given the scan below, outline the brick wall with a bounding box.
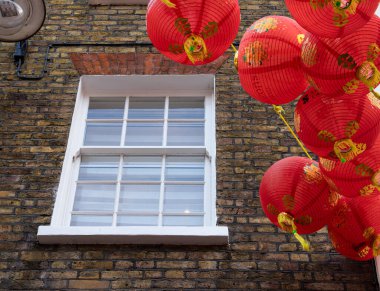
[0,0,378,290]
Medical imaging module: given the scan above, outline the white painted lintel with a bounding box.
[37,226,229,245]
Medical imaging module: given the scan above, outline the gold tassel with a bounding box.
[161,0,176,8]
[278,212,311,251]
[293,232,311,252]
[372,235,380,257]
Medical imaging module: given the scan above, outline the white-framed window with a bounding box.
[37,75,228,245]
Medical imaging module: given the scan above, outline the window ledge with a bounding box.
[37,226,229,245]
[89,0,149,5]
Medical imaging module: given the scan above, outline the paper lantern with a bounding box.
[285,0,378,39]
[328,197,374,261]
[146,0,240,65]
[320,137,380,197]
[350,195,380,258]
[260,157,334,239]
[301,16,380,97]
[237,16,308,104]
[294,88,380,162]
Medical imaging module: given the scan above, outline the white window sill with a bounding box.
[37,226,229,245]
[89,0,149,5]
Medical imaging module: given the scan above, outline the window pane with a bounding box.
[79,156,119,181]
[117,215,158,226]
[119,184,160,212]
[163,215,204,226]
[167,122,204,146]
[128,97,165,119]
[73,184,116,211]
[88,98,125,119]
[122,156,161,181]
[169,97,205,119]
[84,122,122,146]
[71,215,113,226]
[165,156,204,181]
[125,122,163,146]
[164,185,204,212]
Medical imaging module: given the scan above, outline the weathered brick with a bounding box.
[68,280,110,289]
[156,261,197,269]
[71,261,113,269]
[165,270,185,278]
[304,282,345,290]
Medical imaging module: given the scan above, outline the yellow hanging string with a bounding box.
[161,0,176,8]
[278,212,311,251]
[231,44,238,52]
[272,105,312,159]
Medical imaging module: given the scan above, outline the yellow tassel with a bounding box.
[233,51,238,70]
[372,235,380,257]
[293,231,311,251]
[161,0,176,8]
[278,212,311,251]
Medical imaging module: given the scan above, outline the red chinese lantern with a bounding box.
[350,195,380,258]
[285,0,378,39]
[294,88,380,163]
[237,16,308,105]
[320,138,380,198]
[260,156,335,249]
[328,197,374,261]
[146,0,240,65]
[301,15,380,98]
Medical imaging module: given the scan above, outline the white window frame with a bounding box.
[37,75,228,245]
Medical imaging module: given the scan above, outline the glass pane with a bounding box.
[164,185,204,212]
[165,156,204,181]
[71,215,113,226]
[73,184,116,211]
[122,156,161,181]
[128,97,165,119]
[163,215,204,226]
[169,97,205,119]
[88,98,125,119]
[84,122,122,146]
[79,156,119,181]
[117,215,158,226]
[119,184,160,212]
[167,122,204,146]
[125,122,163,146]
